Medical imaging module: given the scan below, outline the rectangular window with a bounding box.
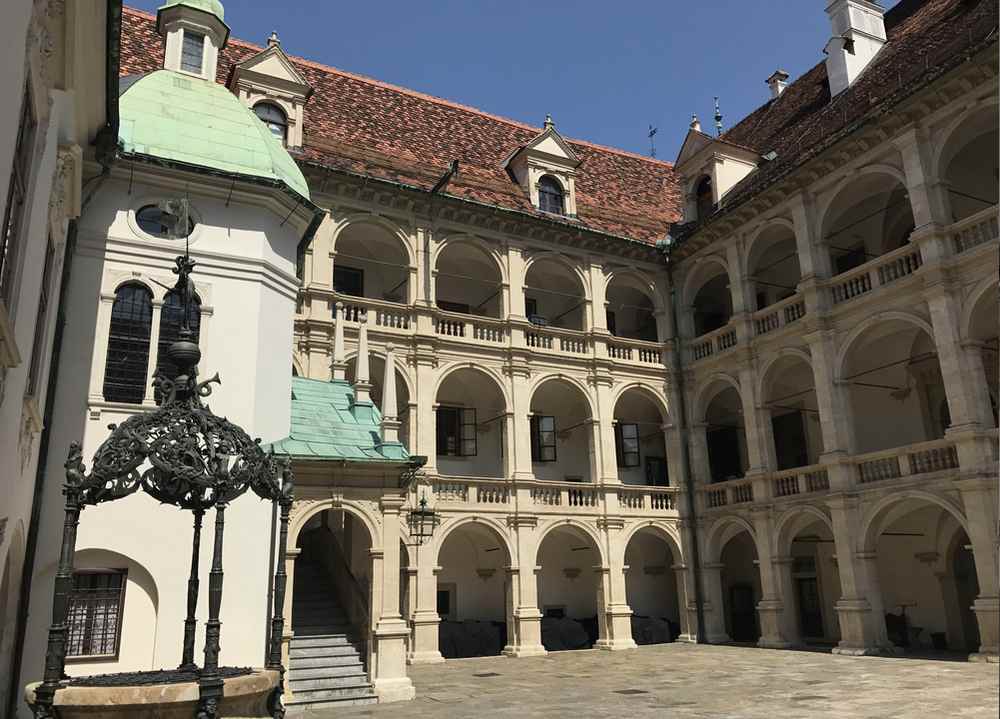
[436,406,476,456]
[530,415,556,462]
[333,265,364,297]
[25,237,55,396]
[615,422,640,468]
[1,84,36,308]
[66,570,127,659]
[180,30,205,74]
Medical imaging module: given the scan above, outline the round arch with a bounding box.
[931,96,1000,179]
[621,521,682,564]
[835,311,936,380]
[522,252,590,299]
[331,215,416,268]
[692,372,743,423]
[434,361,512,412]
[432,235,508,285]
[604,268,664,310]
[773,505,834,557]
[704,515,758,564]
[611,382,670,421]
[289,499,383,552]
[961,277,999,340]
[528,374,597,418]
[859,491,969,554]
[681,254,732,309]
[757,347,813,401]
[815,163,909,238]
[433,516,514,567]
[534,519,608,568]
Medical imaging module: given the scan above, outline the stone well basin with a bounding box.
[25,667,280,719]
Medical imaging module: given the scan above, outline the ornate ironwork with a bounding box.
[33,250,294,719]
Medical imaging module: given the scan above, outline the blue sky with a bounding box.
[130,1,901,159]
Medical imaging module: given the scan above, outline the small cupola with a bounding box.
[503,114,581,217]
[157,0,230,81]
[823,0,886,97]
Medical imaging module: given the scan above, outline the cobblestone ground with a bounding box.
[298,644,998,719]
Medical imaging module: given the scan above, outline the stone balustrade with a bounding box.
[854,437,959,484]
[828,243,923,306]
[752,293,807,337]
[606,337,663,365]
[690,321,739,362]
[949,205,999,254]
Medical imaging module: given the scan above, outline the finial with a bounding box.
[267,31,280,47]
[330,301,346,381]
[543,113,554,130]
[714,97,723,137]
[690,114,701,132]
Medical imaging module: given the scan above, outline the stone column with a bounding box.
[144,300,164,403]
[701,562,731,643]
[689,422,711,484]
[593,374,620,484]
[509,363,535,480]
[88,292,116,402]
[957,477,1000,661]
[895,126,951,262]
[589,259,608,333]
[750,508,792,649]
[413,351,438,473]
[504,516,546,656]
[737,364,767,475]
[827,496,891,655]
[506,243,527,320]
[772,556,802,646]
[672,562,696,643]
[371,496,415,702]
[595,518,635,651]
[406,542,443,664]
[806,330,857,491]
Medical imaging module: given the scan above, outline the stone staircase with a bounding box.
[285,561,376,711]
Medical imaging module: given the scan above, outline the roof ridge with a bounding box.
[121,5,673,168]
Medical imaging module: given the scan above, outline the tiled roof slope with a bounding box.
[267,377,409,462]
[119,7,680,245]
[712,0,998,223]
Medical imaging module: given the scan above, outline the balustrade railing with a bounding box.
[752,294,806,337]
[617,486,677,512]
[336,295,413,332]
[855,438,959,484]
[690,322,739,362]
[829,244,923,306]
[526,326,590,356]
[433,312,507,344]
[607,338,663,365]
[950,206,999,254]
[771,466,830,497]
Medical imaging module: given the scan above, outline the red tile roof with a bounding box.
[119,7,681,245]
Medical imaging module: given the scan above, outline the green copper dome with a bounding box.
[118,70,309,200]
[158,0,225,23]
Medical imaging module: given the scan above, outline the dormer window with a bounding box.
[254,102,288,145]
[538,176,565,215]
[695,176,713,220]
[180,30,206,74]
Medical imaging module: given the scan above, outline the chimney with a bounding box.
[689,114,701,132]
[767,69,789,99]
[824,0,886,97]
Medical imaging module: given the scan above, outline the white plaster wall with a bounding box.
[530,426,590,482]
[537,531,599,619]
[624,533,679,621]
[437,532,506,621]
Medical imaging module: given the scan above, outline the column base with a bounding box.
[705,632,732,644]
[503,643,547,657]
[757,638,795,650]
[968,652,999,664]
[594,638,637,651]
[407,650,445,665]
[373,677,416,703]
[831,643,902,657]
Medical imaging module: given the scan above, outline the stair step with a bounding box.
[291,653,364,669]
[290,642,359,658]
[284,685,375,705]
[290,664,366,681]
[285,695,377,712]
[289,674,370,692]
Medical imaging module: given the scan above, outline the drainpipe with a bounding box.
[660,238,706,643]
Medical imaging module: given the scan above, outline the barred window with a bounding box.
[66,570,127,658]
[180,30,205,74]
[25,237,55,396]
[1,83,37,307]
[538,176,564,215]
[154,290,201,403]
[102,283,153,404]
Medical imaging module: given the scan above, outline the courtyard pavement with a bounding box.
[297,643,998,718]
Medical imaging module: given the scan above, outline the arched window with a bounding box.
[538,175,565,215]
[254,102,288,145]
[103,283,154,404]
[136,204,195,239]
[695,176,714,220]
[154,290,201,403]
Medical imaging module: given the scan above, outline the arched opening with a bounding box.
[870,500,977,654]
[624,529,681,644]
[784,517,841,646]
[968,285,999,426]
[154,290,201,404]
[690,269,732,336]
[537,525,601,651]
[538,175,565,215]
[103,283,153,404]
[346,354,411,448]
[720,530,760,643]
[823,173,915,275]
[529,378,593,482]
[434,242,502,318]
[292,509,372,698]
[435,368,507,478]
[333,222,410,305]
[613,388,668,486]
[842,320,947,454]
[695,175,714,221]
[523,257,586,331]
[435,522,512,658]
[605,274,658,341]
[703,384,748,483]
[939,107,998,223]
[748,224,801,310]
[253,101,288,146]
[763,356,822,469]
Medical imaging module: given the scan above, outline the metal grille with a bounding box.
[102,283,153,404]
[66,570,127,658]
[154,290,201,403]
[1,83,36,306]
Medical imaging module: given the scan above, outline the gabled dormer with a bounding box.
[504,115,581,217]
[675,117,760,223]
[227,32,313,149]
